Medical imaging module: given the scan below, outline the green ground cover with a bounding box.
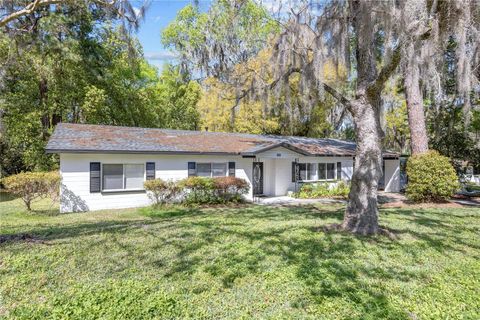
[1,195,479,319]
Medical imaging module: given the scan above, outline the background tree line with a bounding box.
[162,0,480,170]
[0,0,201,174]
[3,0,478,175]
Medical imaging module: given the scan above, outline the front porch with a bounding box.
[250,146,355,198]
[249,146,400,199]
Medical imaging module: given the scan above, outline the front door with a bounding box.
[252,162,264,195]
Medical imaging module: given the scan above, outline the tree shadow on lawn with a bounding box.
[161,222,419,318]
[139,206,203,219]
[379,208,480,254]
[153,207,473,318]
[2,205,478,318]
[0,191,17,202]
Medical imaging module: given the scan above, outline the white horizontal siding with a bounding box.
[60,153,254,212]
[59,150,398,212]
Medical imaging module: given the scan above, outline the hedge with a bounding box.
[145,176,250,205]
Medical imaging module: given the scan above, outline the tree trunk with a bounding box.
[39,78,49,140]
[404,41,429,154]
[24,198,32,211]
[341,96,382,235]
[339,0,386,235]
[455,1,472,135]
[401,0,430,155]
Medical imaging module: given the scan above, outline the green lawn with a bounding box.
[1,196,479,319]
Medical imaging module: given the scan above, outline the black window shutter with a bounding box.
[337,162,342,180]
[228,162,235,176]
[292,162,298,182]
[188,162,196,176]
[90,162,101,193]
[146,162,155,180]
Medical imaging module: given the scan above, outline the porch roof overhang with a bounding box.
[241,142,311,157]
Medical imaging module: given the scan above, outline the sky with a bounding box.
[131,0,286,70]
[132,0,212,70]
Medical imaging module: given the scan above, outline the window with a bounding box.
[327,163,336,179]
[125,164,144,189]
[212,163,227,177]
[298,163,317,181]
[318,163,338,180]
[103,164,123,190]
[197,163,212,177]
[196,163,228,177]
[294,162,340,182]
[318,163,326,180]
[307,163,316,180]
[102,164,144,191]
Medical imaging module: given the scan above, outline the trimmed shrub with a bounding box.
[1,171,60,210]
[406,150,460,202]
[213,176,250,202]
[295,180,350,199]
[179,176,249,204]
[179,177,217,204]
[144,179,182,206]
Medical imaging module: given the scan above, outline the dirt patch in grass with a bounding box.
[0,234,47,245]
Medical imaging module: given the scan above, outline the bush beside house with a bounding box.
[213,176,250,202]
[144,179,183,206]
[295,181,350,199]
[406,151,460,202]
[1,171,60,210]
[178,176,217,204]
[144,176,250,206]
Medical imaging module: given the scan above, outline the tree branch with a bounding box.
[230,66,353,111]
[0,0,65,27]
[323,82,352,109]
[0,0,141,28]
[368,43,402,95]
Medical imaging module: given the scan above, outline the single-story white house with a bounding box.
[46,123,401,212]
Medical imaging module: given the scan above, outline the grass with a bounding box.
[1,196,479,319]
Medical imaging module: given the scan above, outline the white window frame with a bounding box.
[298,163,318,182]
[196,162,228,177]
[299,162,339,182]
[102,163,145,192]
[318,162,338,181]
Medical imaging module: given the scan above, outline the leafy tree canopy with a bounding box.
[0,2,200,175]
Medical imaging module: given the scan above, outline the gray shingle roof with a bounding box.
[45,123,399,158]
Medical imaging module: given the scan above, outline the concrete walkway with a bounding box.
[255,196,346,206]
[255,193,480,208]
[451,198,480,207]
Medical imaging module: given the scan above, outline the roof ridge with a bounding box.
[58,122,355,143]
